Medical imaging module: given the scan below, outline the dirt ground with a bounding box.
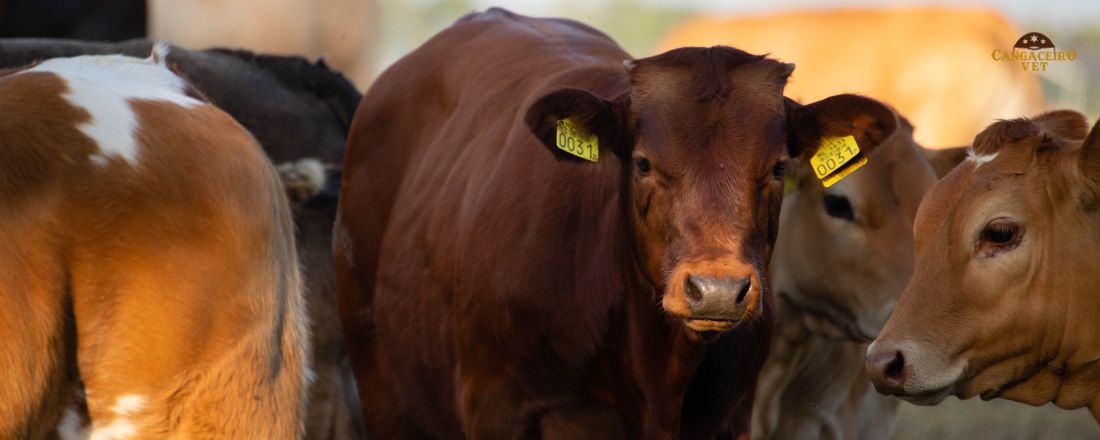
[893,398,1099,439]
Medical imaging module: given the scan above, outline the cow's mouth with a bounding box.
[683,318,737,333]
[894,386,954,405]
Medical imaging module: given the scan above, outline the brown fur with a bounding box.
[335,8,897,438]
[868,110,1100,422]
[0,65,308,437]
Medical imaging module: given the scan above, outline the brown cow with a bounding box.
[866,110,1100,422]
[0,48,309,437]
[335,8,897,438]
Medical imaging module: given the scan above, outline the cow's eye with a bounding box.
[772,160,787,180]
[823,194,854,221]
[977,218,1022,257]
[635,157,651,175]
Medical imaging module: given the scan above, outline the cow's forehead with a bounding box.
[629,46,787,106]
[631,59,787,108]
[916,146,1043,252]
[629,60,787,167]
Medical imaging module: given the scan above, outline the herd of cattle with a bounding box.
[2,5,1099,439]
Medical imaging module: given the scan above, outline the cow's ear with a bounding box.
[524,87,630,162]
[786,94,897,160]
[1078,117,1100,193]
[923,146,970,178]
[1033,110,1089,145]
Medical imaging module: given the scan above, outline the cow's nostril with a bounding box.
[884,351,905,387]
[735,279,751,304]
[684,276,703,302]
[867,346,908,394]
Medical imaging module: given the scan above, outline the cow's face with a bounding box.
[772,120,937,341]
[867,111,1100,408]
[526,46,897,336]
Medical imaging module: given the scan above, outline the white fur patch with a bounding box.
[22,44,201,167]
[57,405,90,440]
[88,394,146,440]
[965,148,999,169]
[304,366,318,385]
[277,157,328,203]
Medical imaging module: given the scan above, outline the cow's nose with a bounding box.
[866,343,907,394]
[684,275,752,320]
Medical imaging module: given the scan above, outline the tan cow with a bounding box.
[655,7,1045,147]
[0,47,309,438]
[755,118,939,438]
[867,110,1100,422]
[148,0,378,89]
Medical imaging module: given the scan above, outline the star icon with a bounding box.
[1041,39,1046,44]
[1031,35,1039,42]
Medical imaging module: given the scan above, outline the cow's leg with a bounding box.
[298,202,364,440]
[332,225,377,434]
[0,203,76,438]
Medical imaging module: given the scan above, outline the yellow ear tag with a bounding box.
[811,135,867,188]
[556,119,599,162]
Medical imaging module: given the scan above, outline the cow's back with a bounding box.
[338,7,630,312]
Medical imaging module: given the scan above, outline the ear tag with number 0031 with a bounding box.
[556,119,599,162]
[810,135,866,188]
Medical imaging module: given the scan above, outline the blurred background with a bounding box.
[3,0,1098,437]
[370,0,1100,148]
[3,0,1096,146]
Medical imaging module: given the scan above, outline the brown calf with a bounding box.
[867,110,1100,422]
[755,118,941,439]
[0,48,309,438]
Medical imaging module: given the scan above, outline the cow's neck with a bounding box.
[614,249,706,437]
[1049,208,1100,416]
[622,287,707,439]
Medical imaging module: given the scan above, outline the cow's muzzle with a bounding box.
[864,339,960,405]
[681,275,758,332]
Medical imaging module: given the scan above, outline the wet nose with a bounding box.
[684,275,753,320]
[865,342,908,394]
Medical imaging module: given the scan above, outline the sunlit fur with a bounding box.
[0,51,308,438]
[870,110,1100,422]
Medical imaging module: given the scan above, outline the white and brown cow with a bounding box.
[867,110,1100,422]
[0,47,309,437]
